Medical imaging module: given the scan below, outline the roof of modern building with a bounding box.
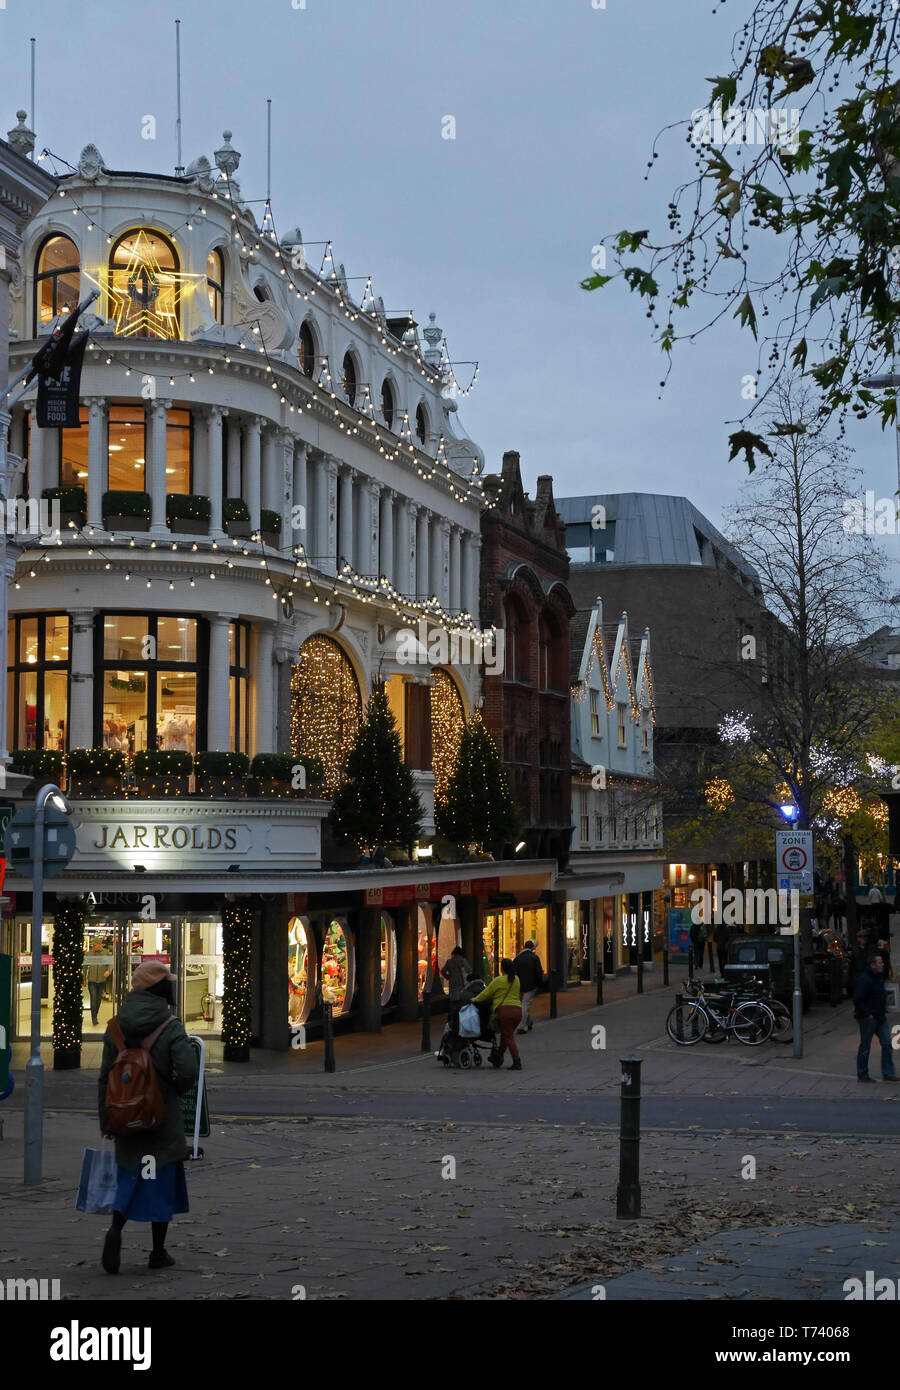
[556,491,760,587]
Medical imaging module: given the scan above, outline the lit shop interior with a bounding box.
[480,904,548,982]
[287,905,462,1026]
[5,912,223,1039]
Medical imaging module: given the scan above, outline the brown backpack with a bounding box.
[103,1016,176,1135]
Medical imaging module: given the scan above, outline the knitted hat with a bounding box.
[131,959,176,990]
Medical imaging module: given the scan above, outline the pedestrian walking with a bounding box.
[441,946,473,1001]
[474,958,522,1070]
[714,921,731,975]
[97,959,199,1274]
[853,954,897,1084]
[513,939,544,1034]
[83,946,111,1027]
[689,919,707,974]
[849,931,870,991]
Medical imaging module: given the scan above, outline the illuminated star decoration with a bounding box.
[102,230,201,339]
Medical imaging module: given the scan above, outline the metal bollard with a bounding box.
[421,991,431,1052]
[596,969,604,1006]
[663,945,669,987]
[549,968,558,1019]
[322,1001,336,1074]
[616,1056,642,1219]
[674,992,683,1042]
[637,948,644,996]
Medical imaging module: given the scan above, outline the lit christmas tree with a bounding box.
[330,687,423,853]
[435,714,520,854]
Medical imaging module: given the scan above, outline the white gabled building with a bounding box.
[562,597,664,979]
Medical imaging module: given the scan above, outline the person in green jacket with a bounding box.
[97,959,199,1274]
[475,958,523,1070]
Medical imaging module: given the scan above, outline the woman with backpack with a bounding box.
[473,957,523,1070]
[97,959,199,1274]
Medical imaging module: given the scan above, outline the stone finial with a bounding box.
[77,143,105,180]
[214,130,241,177]
[423,311,442,366]
[7,111,35,158]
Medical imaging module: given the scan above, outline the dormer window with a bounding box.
[299,322,315,377]
[34,234,80,334]
[381,380,395,430]
[108,229,180,339]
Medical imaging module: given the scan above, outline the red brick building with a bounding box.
[480,451,574,864]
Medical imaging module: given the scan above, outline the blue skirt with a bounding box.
[114,1160,189,1222]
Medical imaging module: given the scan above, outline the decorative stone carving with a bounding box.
[7,112,35,158]
[77,143,106,181]
[185,155,217,193]
[214,130,241,177]
[231,274,292,351]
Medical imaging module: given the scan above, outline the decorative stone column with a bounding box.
[261,425,279,517]
[367,479,381,575]
[254,620,276,755]
[292,441,308,551]
[438,519,451,608]
[429,515,441,600]
[354,475,371,575]
[148,398,172,538]
[85,396,108,530]
[193,408,210,498]
[450,526,462,612]
[226,415,242,499]
[68,608,96,748]
[462,532,480,620]
[244,416,262,533]
[278,429,294,550]
[416,508,430,599]
[324,455,338,577]
[207,613,234,750]
[27,413,47,503]
[338,465,355,569]
[396,500,410,595]
[379,487,394,582]
[207,405,227,540]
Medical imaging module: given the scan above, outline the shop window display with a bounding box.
[380,914,397,1007]
[288,917,316,1025]
[435,908,460,973]
[321,920,354,1014]
[416,905,436,995]
[7,613,69,753]
[100,614,200,754]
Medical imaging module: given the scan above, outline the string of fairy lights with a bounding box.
[35,147,489,509]
[571,624,656,723]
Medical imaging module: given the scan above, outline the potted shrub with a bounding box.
[132,749,192,797]
[42,484,86,533]
[223,497,252,538]
[167,492,211,536]
[195,749,249,797]
[66,747,126,797]
[298,754,325,796]
[260,509,282,547]
[103,490,151,533]
[10,748,65,783]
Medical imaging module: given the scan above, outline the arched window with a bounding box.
[504,596,530,684]
[430,670,465,806]
[342,352,357,406]
[108,228,180,339]
[381,379,395,431]
[299,321,315,378]
[291,635,362,795]
[207,248,225,323]
[34,234,80,333]
[415,403,427,446]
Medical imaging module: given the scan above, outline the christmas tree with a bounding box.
[435,714,520,853]
[330,686,423,852]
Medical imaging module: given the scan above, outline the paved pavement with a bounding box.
[2,972,898,1300]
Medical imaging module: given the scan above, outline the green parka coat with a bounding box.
[97,990,199,1171]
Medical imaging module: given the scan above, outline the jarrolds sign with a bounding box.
[68,802,325,872]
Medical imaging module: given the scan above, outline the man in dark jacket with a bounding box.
[714,922,732,975]
[853,955,897,1083]
[513,940,544,1034]
[98,960,199,1273]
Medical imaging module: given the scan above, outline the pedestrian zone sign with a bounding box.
[775,829,814,895]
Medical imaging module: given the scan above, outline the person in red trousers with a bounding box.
[475,959,523,1070]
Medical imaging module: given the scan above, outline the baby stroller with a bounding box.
[435,978,497,1069]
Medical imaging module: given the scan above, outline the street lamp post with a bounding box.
[778,801,805,1059]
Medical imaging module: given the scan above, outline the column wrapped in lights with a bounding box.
[222,901,253,1062]
[52,902,86,1071]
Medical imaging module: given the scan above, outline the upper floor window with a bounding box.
[207,249,225,324]
[34,234,80,334]
[617,703,627,746]
[342,352,357,406]
[381,380,395,431]
[589,689,600,735]
[415,404,427,446]
[579,791,589,844]
[7,614,70,753]
[108,229,181,340]
[229,620,251,753]
[299,322,315,378]
[100,614,201,756]
[641,721,649,751]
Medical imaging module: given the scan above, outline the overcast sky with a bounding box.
[3,0,899,583]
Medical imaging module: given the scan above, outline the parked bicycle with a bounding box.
[666,981,774,1046]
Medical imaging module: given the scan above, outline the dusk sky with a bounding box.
[2,0,899,575]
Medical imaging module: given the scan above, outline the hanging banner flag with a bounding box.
[36,333,89,428]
